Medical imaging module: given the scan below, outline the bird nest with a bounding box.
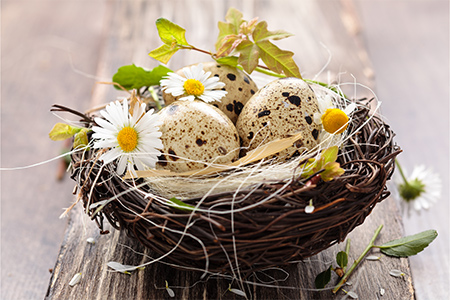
[69,96,401,274]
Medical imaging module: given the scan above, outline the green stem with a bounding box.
[332,225,384,294]
[395,160,409,185]
[149,87,162,111]
[254,66,287,78]
[303,79,347,99]
[343,239,351,273]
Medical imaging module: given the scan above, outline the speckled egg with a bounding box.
[163,62,258,124]
[236,78,321,160]
[156,100,240,172]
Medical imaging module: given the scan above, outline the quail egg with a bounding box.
[156,100,240,172]
[236,77,321,160]
[163,61,258,124]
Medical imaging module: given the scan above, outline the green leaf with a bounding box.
[336,251,348,269]
[378,230,438,257]
[49,123,82,141]
[252,21,293,42]
[300,147,344,181]
[322,146,339,165]
[73,128,90,149]
[224,7,243,31]
[256,40,302,78]
[215,56,239,68]
[315,266,332,289]
[155,18,189,46]
[112,64,172,90]
[168,197,196,211]
[321,162,345,182]
[215,34,243,57]
[216,21,237,51]
[236,40,260,74]
[149,44,180,64]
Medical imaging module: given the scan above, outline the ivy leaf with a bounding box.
[257,40,302,78]
[112,64,172,90]
[49,123,82,141]
[224,7,244,31]
[252,21,293,42]
[149,44,180,64]
[378,230,438,257]
[215,56,239,68]
[155,18,189,46]
[315,266,332,289]
[168,197,196,211]
[336,251,348,269]
[73,128,90,149]
[236,40,260,74]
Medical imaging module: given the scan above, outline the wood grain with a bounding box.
[44,1,415,299]
[0,1,108,299]
[357,1,450,299]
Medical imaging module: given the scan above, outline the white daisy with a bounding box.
[395,162,442,215]
[313,95,357,134]
[160,63,227,103]
[92,100,163,175]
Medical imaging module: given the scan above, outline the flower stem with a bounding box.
[343,238,351,273]
[149,87,162,111]
[395,160,409,184]
[332,224,384,294]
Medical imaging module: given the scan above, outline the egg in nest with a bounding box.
[236,78,321,160]
[163,62,258,124]
[156,100,240,172]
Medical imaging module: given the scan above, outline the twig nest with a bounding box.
[156,100,240,172]
[163,62,258,123]
[236,77,321,159]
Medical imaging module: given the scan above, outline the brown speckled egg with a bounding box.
[156,100,240,172]
[236,78,321,160]
[163,62,258,124]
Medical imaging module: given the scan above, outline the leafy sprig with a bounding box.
[148,8,302,79]
[314,225,438,293]
[301,146,345,182]
[49,123,90,149]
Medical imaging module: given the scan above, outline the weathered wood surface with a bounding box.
[45,1,413,299]
[1,0,448,299]
[0,1,109,300]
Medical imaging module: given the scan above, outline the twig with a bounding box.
[332,224,383,293]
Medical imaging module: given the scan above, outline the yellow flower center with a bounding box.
[117,126,138,152]
[321,108,349,134]
[183,79,205,96]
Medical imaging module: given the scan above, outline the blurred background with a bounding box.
[1,0,448,299]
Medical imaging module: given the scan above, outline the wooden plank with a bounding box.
[357,1,450,299]
[0,1,109,300]
[45,1,414,299]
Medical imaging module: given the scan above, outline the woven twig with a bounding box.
[70,98,400,274]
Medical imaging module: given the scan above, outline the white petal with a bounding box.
[344,102,357,115]
[116,155,128,175]
[69,273,82,287]
[94,117,118,132]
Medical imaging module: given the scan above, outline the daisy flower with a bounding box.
[395,161,442,215]
[160,63,227,103]
[92,100,163,175]
[314,95,357,135]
